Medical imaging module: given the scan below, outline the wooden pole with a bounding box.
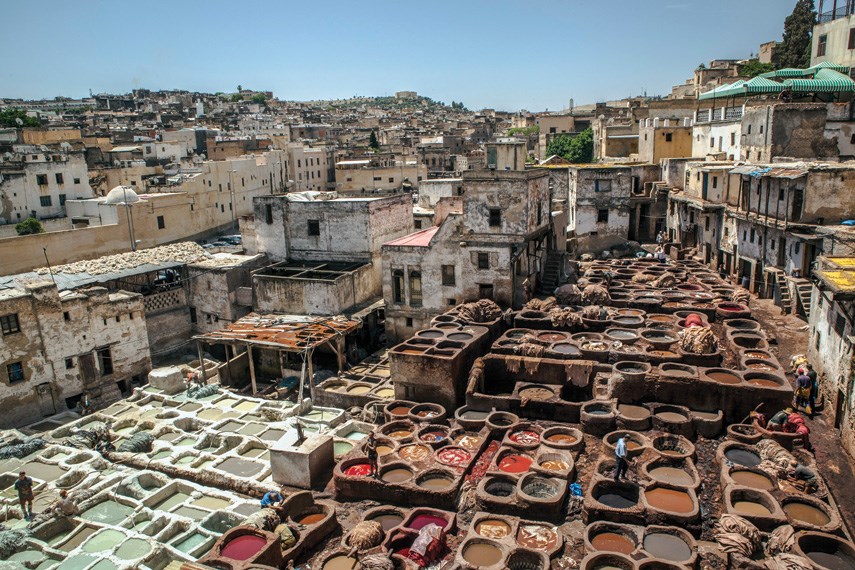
[196,341,208,384]
[246,344,257,395]
[306,348,315,404]
[335,336,345,373]
[223,343,233,387]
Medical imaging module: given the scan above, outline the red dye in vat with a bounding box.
[343,463,373,476]
[408,514,447,530]
[509,430,540,445]
[221,534,266,561]
[437,447,471,466]
[498,454,533,473]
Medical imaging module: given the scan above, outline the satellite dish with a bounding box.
[15,118,23,126]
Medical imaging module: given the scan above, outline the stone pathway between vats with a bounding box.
[749,296,855,539]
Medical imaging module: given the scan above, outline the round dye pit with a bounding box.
[618,404,650,419]
[419,429,448,443]
[643,533,692,562]
[725,448,761,467]
[705,370,742,385]
[517,524,559,551]
[333,441,353,456]
[498,454,533,473]
[645,488,694,513]
[346,385,371,395]
[115,538,151,560]
[730,470,774,490]
[552,343,581,355]
[389,405,412,416]
[387,429,413,439]
[436,447,471,466]
[221,534,266,561]
[733,500,772,516]
[82,529,125,553]
[448,332,473,341]
[460,409,490,420]
[545,433,578,445]
[454,434,482,450]
[655,411,687,423]
[783,502,831,526]
[509,430,541,445]
[591,532,636,555]
[399,444,431,461]
[418,475,454,490]
[322,555,359,570]
[375,388,394,398]
[540,459,569,472]
[408,513,448,530]
[462,542,503,567]
[648,466,694,487]
[475,519,511,539]
[521,477,559,499]
[381,467,414,483]
[519,387,555,401]
[298,512,326,525]
[485,479,515,498]
[597,492,638,509]
[343,463,372,477]
[369,512,403,531]
[745,378,782,388]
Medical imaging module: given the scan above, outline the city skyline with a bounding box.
[3,0,797,110]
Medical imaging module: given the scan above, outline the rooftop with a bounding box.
[383,225,439,247]
[194,312,362,350]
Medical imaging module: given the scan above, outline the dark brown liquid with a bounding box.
[730,470,773,490]
[546,433,577,444]
[733,501,771,516]
[707,371,741,384]
[462,543,503,566]
[649,466,694,486]
[646,488,694,513]
[369,513,403,531]
[591,532,635,554]
[783,502,830,526]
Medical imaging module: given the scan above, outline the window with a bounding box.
[748,125,752,134]
[1,314,20,335]
[818,34,828,57]
[850,28,855,50]
[710,138,715,148]
[388,177,395,183]
[157,215,165,229]
[406,317,413,327]
[409,272,422,307]
[712,177,718,189]
[55,173,64,184]
[750,228,755,243]
[447,298,456,306]
[97,346,113,376]
[594,179,612,192]
[63,311,70,321]
[65,358,74,370]
[478,283,494,300]
[59,194,66,205]
[731,132,736,145]
[40,196,52,207]
[36,174,48,186]
[477,252,490,270]
[73,178,80,184]
[307,219,320,236]
[265,204,273,224]
[392,270,404,303]
[759,124,764,134]
[6,362,24,384]
[597,209,609,223]
[705,217,710,231]
[770,239,776,250]
[373,176,381,181]
[189,307,197,324]
[414,220,422,230]
[488,208,501,227]
[441,265,456,286]
[724,226,729,237]
[665,133,673,142]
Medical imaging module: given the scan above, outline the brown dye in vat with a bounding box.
[389,406,411,415]
[298,513,326,525]
[370,513,403,531]
[783,502,830,526]
[517,524,558,550]
[745,351,769,359]
[733,501,771,516]
[462,542,503,566]
[388,430,412,439]
[454,435,482,450]
[649,466,694,487]
[591,532,635,554]
[618,404,649,419]
[519,387,554,401]
[626,441,642,451]
[322,555,358,570]
[398,445,430,461]
[806,550,855,569]
[692,410,719,420]
[475,519,511,539]
[646,488,694,513]
[643,533,692,561]
[707,371,741,384]
[656,412,687,423]
[747,363,777,371]
[730,470,774,490]
[375,445,394,455]
[415,409,438,418]
[418,476,453,490]
[546,433,577,445]
[381,468,413,483]
[540,460,569,472]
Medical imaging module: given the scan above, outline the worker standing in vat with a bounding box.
[365,432,379,478]
[787,460,818,492]
[614,435,629,482]
[15,471,34,520]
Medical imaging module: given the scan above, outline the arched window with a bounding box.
[409,271,422,307]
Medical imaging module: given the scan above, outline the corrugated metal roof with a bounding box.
[762,168,808,179]
[384,226,439,248]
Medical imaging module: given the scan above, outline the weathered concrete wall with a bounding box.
[253,262,377,316]
[742,104,838,162]
[638,125,693,163]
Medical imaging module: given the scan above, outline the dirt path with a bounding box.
[749,296,855,538]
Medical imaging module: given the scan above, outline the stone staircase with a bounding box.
[540,252,565,293]
[794,278,813,320]
[772,269,792,314]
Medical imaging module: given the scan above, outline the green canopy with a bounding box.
[698,77,782,100]
[700,62,854,99]
[784,69,855,93]
[807,61,850,74]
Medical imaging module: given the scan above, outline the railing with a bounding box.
[696,110,711,123]
[725,107,743,121]
[143,288,186,314]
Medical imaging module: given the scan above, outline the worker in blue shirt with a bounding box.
[614,434,629,482]
[260,489,284,509]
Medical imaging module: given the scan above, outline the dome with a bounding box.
[105,186,141,204]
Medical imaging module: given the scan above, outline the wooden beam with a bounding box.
[196,341,208,384]
[246,344,257,395]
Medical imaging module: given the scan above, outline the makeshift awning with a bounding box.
[790,232,823,242]
[762,167,808,179]
[785,69,855,93]
[194,313,361,351]
[730,165,766,175]
[807,61,851,74]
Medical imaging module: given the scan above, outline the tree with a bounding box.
[229,93,243,102]
[0,108,40,128]
[546,128,594,163]
[741,59,775,78]
[369,130,380,150]
[16,217,44,236]
[774,0,815,69]
[236,84,243,92]
[251,93,267,104]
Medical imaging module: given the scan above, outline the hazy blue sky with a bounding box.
[2,0,800,111]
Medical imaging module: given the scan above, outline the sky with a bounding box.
[1,0,801,111]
